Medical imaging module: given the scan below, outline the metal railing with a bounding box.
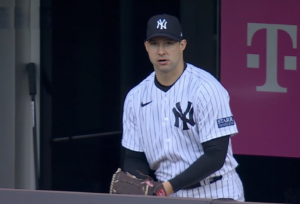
[51,131,122,142]
[0,188,277,204]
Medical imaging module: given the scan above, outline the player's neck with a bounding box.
[155,61,185,86]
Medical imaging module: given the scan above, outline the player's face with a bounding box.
[144,36,186,74]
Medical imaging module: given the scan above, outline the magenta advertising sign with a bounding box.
[221,0,300,158]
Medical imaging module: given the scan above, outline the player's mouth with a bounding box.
[157,59,168,65]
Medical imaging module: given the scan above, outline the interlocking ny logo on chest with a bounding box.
[173,101,195,130]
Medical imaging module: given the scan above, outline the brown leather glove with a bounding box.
[110,168,167,196]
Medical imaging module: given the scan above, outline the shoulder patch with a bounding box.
[217,116,235,128]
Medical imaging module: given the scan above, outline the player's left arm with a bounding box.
[163,135,230,195]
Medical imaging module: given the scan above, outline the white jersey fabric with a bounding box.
[121,63,244,201]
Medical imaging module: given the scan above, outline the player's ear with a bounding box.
[179,39,187,52]
[144,41,149,52]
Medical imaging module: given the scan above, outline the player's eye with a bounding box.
[166,41,174,45]
[149,41,158,46]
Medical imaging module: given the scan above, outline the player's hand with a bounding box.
[162,181,174,196]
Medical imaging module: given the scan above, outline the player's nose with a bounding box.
[157,45,166,55]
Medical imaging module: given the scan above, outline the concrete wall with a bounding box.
[0,0,40,190]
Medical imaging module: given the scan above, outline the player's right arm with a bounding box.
[123,148,150,178]
[121,90,150,177]
[121,90,142,151]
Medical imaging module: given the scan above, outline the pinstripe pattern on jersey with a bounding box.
[121,63,243,200]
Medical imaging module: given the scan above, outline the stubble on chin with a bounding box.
[154,64,172,74]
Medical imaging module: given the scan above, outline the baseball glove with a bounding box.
[110,168,167,196]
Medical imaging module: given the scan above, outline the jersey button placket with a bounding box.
[162,96,171,149]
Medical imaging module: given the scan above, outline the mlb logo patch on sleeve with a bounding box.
[217,116,235,128]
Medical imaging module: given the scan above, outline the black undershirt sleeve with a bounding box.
[168,135,230,192]
[123,148,150,179]
[123,135,229,191]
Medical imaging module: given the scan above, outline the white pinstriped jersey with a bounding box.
[122,63,244,201]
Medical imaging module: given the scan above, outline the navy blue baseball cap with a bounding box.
[145,14,183,41]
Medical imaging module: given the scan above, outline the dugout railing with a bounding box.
[0,188,279,204]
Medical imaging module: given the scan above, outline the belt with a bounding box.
[182,175,223,190]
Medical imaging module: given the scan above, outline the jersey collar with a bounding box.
[154,62,187,92]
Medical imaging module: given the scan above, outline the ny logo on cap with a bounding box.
[157,19,167,30]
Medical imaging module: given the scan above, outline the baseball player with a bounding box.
[121,14,245,201]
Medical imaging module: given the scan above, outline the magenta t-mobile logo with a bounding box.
[247,23,297,93]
